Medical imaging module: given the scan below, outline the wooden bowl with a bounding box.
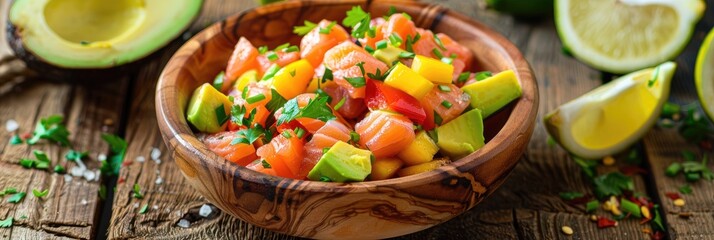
[156,0,538,238]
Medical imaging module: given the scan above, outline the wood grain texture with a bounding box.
[154,0,537,239]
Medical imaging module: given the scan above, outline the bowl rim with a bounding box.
[156,0,539,193]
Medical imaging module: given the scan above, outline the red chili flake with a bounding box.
[620,166,648,175]
[700,140,713,151]
[20,132,32,140]
[597,216,617,228]
[122,160,133,167]
[651,231,664,240]
[665,192,681,200]
[118,177,126,184]
[639,217,652,225]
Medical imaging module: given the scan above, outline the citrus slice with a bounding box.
[695,27,714,121]
[556,0,704,74]
[544,62,676,159]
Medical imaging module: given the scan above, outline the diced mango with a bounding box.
[397,159,450,177]
[370,158,404,180]
[186,83,233,133]
[373,46,404,67]
[461,70,522,118]
[411,55,453,84]
[233,69,258,93]
[397,131,439,166]
[384,63,434,99]
[272,59,314,99]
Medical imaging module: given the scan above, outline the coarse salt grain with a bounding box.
[5,119,19,132]
[81,199,88,205]
[151,148,162,160]
[97,154,107,162]
[136,156,146,162]
[83,170,96,181]
[70,166,85,177]
[155,177,163,185]
[153,205,159,210]
[199,204,212,217]
[64,174,72,182]
[177,219,190,228]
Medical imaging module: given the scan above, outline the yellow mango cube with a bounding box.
[272,59,313,99]
[186,83,233,133]
[397,159,450,177]
[411,55,453,84]
[384,62,434,99]
[370,158,404,180]
[397,131,439,166]
[233,69,258,93]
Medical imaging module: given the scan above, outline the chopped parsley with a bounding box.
[100,134,127,176]
[592,172,634,199]
[7,192,26,203]
[321,67,334,84]
[27,115,71,147]
[133,184,143,199]
[342,6,371,38]
[261,159,272,169]
[139,204,149,214]
[231,125,268,145]
[265,89,288,113]
[246,93,266,104]
[214,104,229,126]
[10,135,22,145]
[345,77,366,88]
[0,217,12,228]
[334,97,346,111]
[231,105,257,127]
[32,189,49,198]
[293,20,317,36]
[65,150,88,162]
[277,96,335,125]
[679,184,693,195]
[212,71,225,90]
[19,159,35,169]
[319,21,337,34]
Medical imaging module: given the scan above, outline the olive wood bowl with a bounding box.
[156,0,538,238]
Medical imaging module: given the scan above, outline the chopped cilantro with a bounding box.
[293,20,317,36]
[231,105,257,127]
[321,67,334,84]
[356,62,366,76]
[261,159,272,169]
[33,150,50,162]
[32,189,49,198]
[345,77,366,88]
[277,96,336,125]
[100,134,127,176]
[215,104,229,126]
[139,204,149,214]
[7,192,26,203]
[212,71,225,90]
[231,126,267,145]
[10,135,22,145]
[27,115,71,147]
[334,97,346,111]
[133,184,143,199]
[265,89,287,113]
[19,159,35,168]
[0,217,12,228]
[592,172,634,199]
[319,21,337,34]
[679,184,693,195]
[65,150,88,162]
[342,6,371,38]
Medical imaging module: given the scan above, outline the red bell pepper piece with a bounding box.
[364,79,426,124]
[597,216,617,228]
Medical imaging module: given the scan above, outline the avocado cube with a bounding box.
[411,55,454,84]
[384,63,434,99]
[461,70,522,118]
[436,108,485,159]
[308,141,372,182]
[373,46,404,67]
[186,83,232,133]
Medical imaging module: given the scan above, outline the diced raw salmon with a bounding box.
[412,29,473,77]
[246,159,278,176]
[421,84,470,130]
[300,120,352,177]
[322,84,366,119]
[256,129,305,179]
[300,20,351,68]
[355,111,415,158]
[322,41,388,99]
[200,131,258,166]
[256,51,301,77]
[224,37,260,93]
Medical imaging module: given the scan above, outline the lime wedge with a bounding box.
[544,62,676,159]
[556,0,704,74]
[696,27,714,122]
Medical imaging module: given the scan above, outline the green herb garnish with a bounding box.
[441,101,452,109]
[215,104,229,126]
[258,46,268,54]
[139,204,149,214]
[261,65,281,81]
[334,97,346,111]
[438,85,451,92]
[679,184,693,194]
[261,159,272,169]
[10,135,22,145]
[319,21,337,34]
[100,134,127,176]
[282,131,292,139]
[458,72,471,83]
[388,33,403,47]
[266,52,278,62]
[54,164,65,174]
[293,20,318,36]
[133,184,143,199]
[592,172,634,199]
[277,95,336,125]
[0,217,12,228]
[246,93,266,104]
[475,71,493,81]
[284,45,299,53]
[27,115,71,146]
[342,6,371,38]
[431,48,443,59]
[433,33,447,50]
[8,192,26,203]
[32,189,49,198]
[212,71,225,90]
[585,200,599,213]
[345,77,366,88]
[433,111,443,125]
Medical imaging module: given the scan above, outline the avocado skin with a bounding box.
[5,22,186,82]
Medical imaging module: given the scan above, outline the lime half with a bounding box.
[544,62,677,159]
[556,0,704,74]
[696,27,714,121]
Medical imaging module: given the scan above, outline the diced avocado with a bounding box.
[373,46,404,67]
[308,141,372,182]
[436,108,485,159]
[397,131,439,166]
[461,70,522,118]
[411,55,453,84]
[186,83,232,133]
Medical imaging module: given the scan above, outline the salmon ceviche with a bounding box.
[185,6,523,182]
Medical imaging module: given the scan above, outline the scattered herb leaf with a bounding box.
[32,189,49,198]
[293,20,318,36]
[27,115,71,146]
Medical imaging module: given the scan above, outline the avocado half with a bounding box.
[7,0,202,80]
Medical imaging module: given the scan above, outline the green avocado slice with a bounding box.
[186,83,232,134]
[308,141,372,182]
[8,0,202,69]
[436,108,485,159]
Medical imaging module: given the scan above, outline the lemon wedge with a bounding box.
[696,27,714,121]
[544,62,676,159]
[556,0,704,74]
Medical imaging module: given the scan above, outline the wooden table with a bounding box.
[0,0,712,239]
